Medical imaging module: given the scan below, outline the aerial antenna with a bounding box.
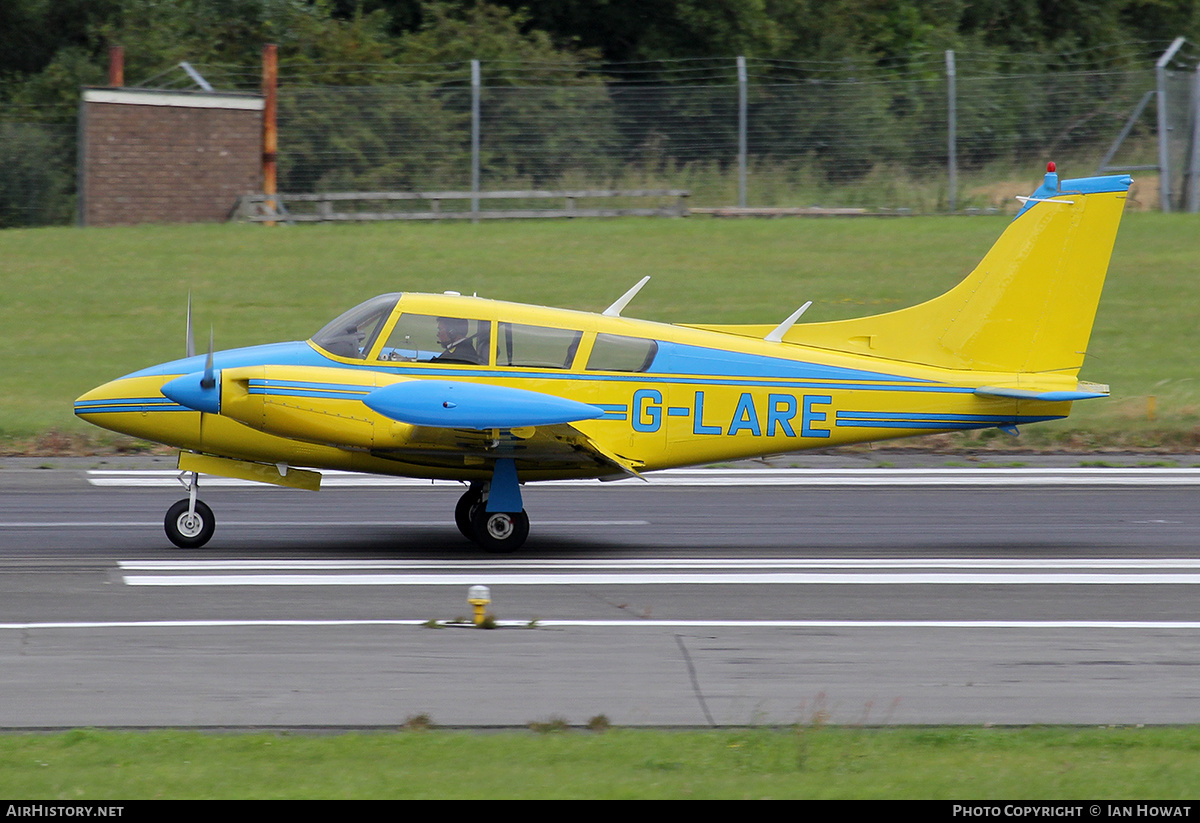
[602,276,650,317]
[764,301,813,343]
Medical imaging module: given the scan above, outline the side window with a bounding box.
[586,333,658,372]
[378,314,489,365]
[498,323,583,369]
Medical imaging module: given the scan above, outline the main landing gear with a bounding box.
[455,480,530,554]
[165,471,215,548]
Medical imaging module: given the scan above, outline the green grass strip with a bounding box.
[2,727,1200,799]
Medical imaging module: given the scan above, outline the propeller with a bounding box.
[162,297,220,415]
[185,292,196,358]
[201,327,215,389]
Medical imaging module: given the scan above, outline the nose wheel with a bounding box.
[165,469,215,548]
[165,499,215,548]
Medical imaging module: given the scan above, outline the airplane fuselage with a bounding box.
[75,292,1071,482]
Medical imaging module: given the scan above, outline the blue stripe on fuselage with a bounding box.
[646,341,928,383]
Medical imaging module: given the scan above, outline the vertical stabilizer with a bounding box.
[789,170,1131,375]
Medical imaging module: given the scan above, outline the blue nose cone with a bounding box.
[161,371,221,414]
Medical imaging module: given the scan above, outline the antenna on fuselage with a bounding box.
[602,276,650,317]
[764,301,813,343]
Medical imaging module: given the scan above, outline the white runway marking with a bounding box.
[5,619,1200,631]
[116,557,1200,587]
[0,520,646,529]
[120,572,1200,586]
[85,467,1200,488]
[118,558,1200,570]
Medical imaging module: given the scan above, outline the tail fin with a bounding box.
[787,169,1131,375]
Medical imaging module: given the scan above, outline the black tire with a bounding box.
[470,507,529,554]
[455,484,484,542]
[164,499,215,549]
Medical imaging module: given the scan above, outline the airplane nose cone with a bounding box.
[161,371,221,414]
[74,374,202,448]
[74,381,116,420]
[74,379,176,419]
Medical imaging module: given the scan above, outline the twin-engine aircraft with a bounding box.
[75,165,1131,552]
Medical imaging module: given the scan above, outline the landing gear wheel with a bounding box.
[455,484,484,541]
[165,499,215,549]
[470,508,529,554]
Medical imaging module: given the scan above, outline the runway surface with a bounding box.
[2,463,1199,728]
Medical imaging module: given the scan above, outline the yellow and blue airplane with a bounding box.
[75,165,1130,552]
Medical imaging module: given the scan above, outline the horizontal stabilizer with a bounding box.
[364,380,606,430]
[974,384,1109,402]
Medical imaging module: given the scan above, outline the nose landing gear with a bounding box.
[164,471,215,548]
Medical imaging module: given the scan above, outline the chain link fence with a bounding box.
[273,47,1196,217]
[0,115,76,228]
[3,42,1198,227]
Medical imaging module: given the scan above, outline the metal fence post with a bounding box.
[108,45,124,88]
[1156,37,1185,212]
[1187,62,1200,213]
[946,50,957,214]
[471,59,481,222]
[737,55,747,208]
[262,44,278,227]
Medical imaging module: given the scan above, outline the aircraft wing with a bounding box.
[364,418,644,479]
[363,379,640,477]
[203,365,637,478]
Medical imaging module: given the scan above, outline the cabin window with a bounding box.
[378,314,490,365]
[311,294,400,359]
[497,323,583,369]
[586,334,658,372]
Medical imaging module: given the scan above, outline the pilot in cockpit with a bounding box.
[432,317,479,364]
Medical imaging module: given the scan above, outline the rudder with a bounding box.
[788,169,1132,376]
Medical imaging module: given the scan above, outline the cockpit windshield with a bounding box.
[311,293,400,359]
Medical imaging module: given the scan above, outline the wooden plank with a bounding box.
[234,190,690,222]
[239,189,689,203]
[243,207,688,222]
[688,206,900,218]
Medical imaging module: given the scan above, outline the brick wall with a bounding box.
[80,89,263,226]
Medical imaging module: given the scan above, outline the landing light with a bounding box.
[468,585,491,627]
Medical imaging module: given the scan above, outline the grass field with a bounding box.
[4,726,1200,799]
[2,211,1198,453]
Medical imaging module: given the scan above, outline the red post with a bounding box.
[108,45,124,87]
[262,44,278,224]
